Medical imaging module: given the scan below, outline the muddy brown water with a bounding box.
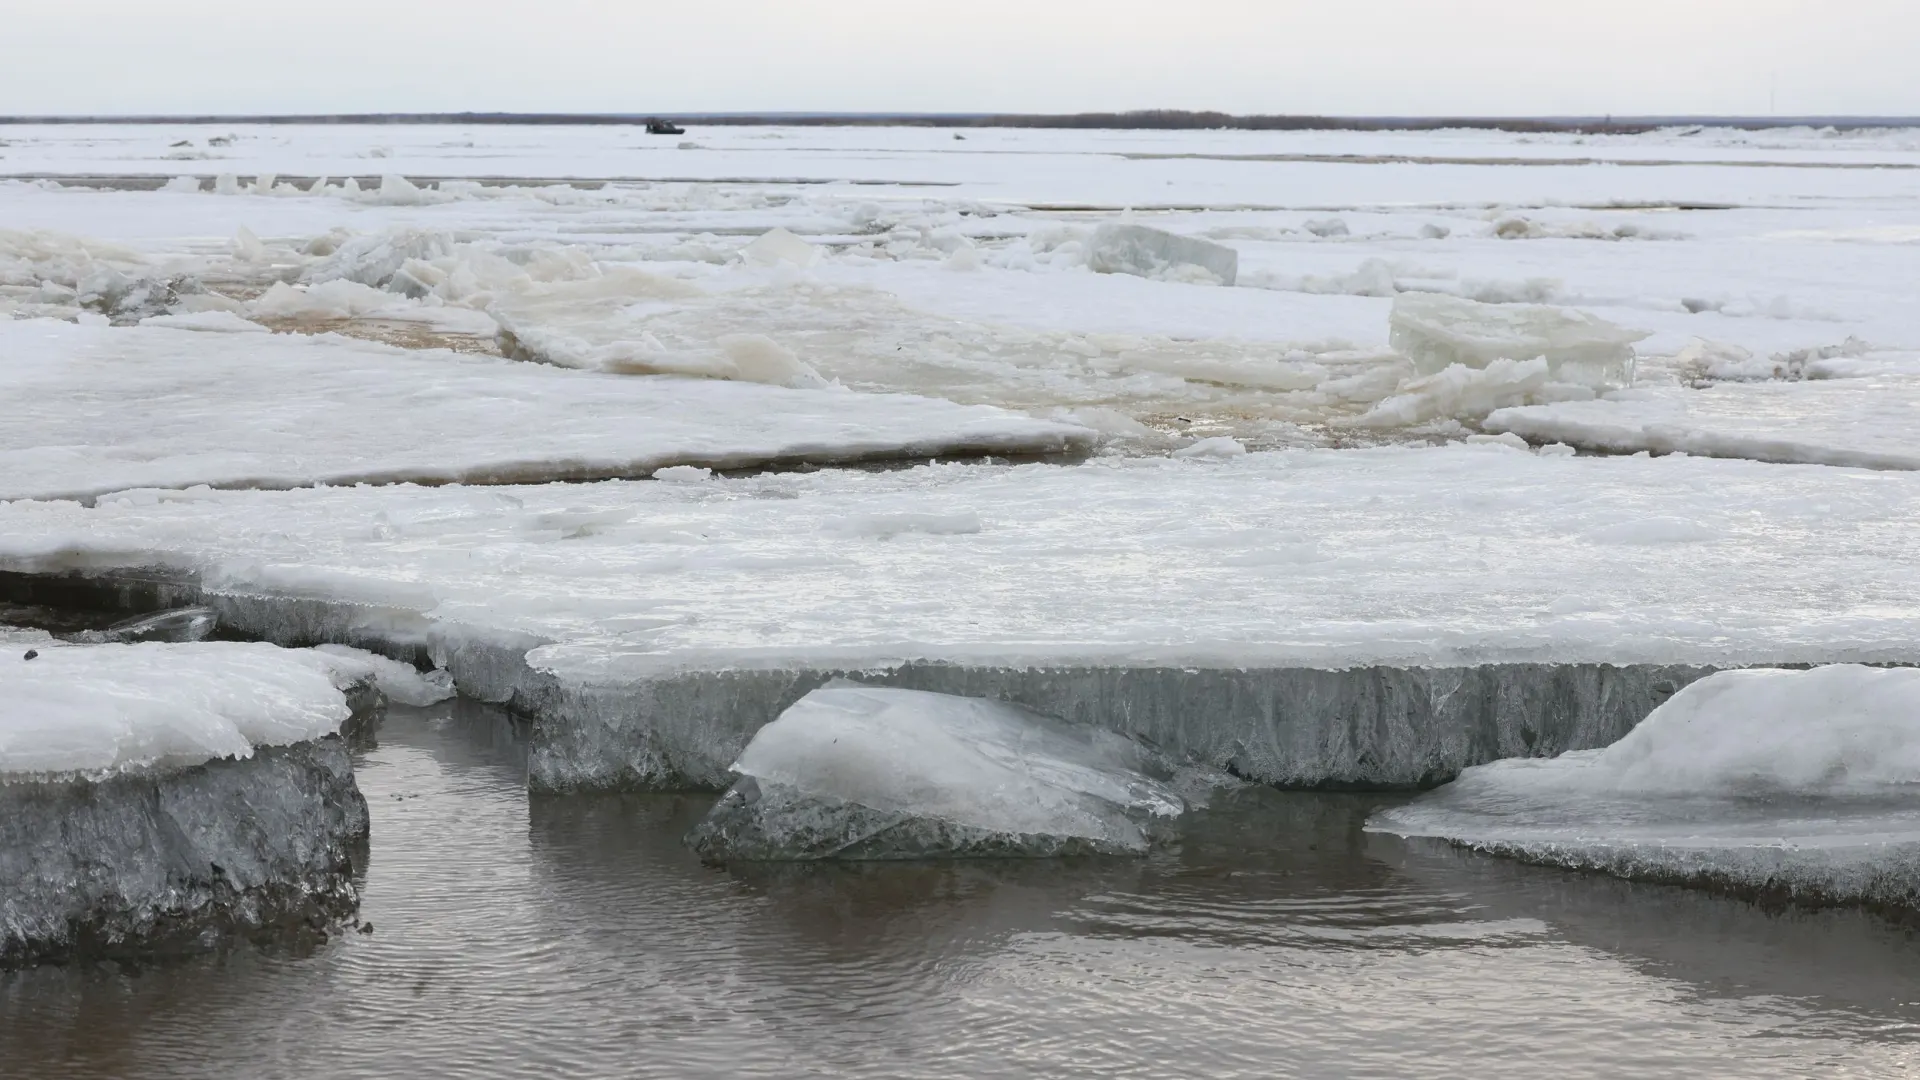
[4,700,1918,1078]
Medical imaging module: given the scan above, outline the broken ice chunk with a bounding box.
[741,228,821,270]
[1086,224,1238,286]
[687,683,1195,861]
[1388,292,1648,387]
[1369,665,1920,914]
[72,606,217,645]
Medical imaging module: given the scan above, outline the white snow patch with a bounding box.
[0,642,354,776]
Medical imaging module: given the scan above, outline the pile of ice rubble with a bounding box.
[3,219,1675,442]
[0,620,451,966]
[688,683,1227,861]
[1371,665,1920,914]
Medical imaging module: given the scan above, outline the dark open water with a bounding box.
[4,700,1918,1078]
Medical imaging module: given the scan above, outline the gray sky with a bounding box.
[7,0,1916,117]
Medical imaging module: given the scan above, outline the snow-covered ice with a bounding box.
[0,638,378,963]
[687,683,1198,860]
[0,641,367,776]
[3,447,1915,677]
[1370,665,1920,912]
[0,318,1093,502]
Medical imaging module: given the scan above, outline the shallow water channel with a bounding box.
[5,700,1919,1078]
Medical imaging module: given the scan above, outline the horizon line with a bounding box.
[5,110,1919,134]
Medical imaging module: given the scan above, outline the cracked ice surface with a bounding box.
[1370,665,1920,911]
[2,446,1917,678]
[0,318,1093,503]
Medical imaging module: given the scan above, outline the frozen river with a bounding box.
[4,120,1920,1072]
[5,701,1919,1080]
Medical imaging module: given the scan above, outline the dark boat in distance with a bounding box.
[645,118,685,135]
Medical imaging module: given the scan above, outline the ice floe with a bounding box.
[0,640,365,776]
[687,683,1203,860]
[1370,665,1920,912]
[0,319,1093,502]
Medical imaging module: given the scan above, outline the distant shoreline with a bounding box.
[4,110,1918,133]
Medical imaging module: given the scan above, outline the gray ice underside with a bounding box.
[0,737,371,967]
[0,568,1760,795]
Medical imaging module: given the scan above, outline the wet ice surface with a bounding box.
[5,700,1919,1079]
[688,684,1197,860]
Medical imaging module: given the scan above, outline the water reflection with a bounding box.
[2,699,1916,1079]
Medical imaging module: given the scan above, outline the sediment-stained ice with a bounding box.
[1370,665,1920,913]
[0,318,1093,502]
[686,683,1196,860]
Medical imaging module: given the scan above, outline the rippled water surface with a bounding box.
[6,701,1920,1078]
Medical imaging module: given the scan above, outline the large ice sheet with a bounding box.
[0,641,361,775]
[1370,665,1920,912]
[686,683,1192,860]
[1484,373,1920,470]
[0,319,1092,502]
[3,446,1916,675]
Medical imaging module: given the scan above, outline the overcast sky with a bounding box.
[7,0,1916,117]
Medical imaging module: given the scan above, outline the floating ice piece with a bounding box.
[1370,665,1920,913]
[311,644,455,707]
[1171,436,1247,459]
[686,684,1192,861]
[73,606,217,645]
[306,228,457,291]
[1,737,369,967]
[1303,217,1350,238]
[0,641,361,776]
[249,278,415,321]
[1347,356,1596,429]
[137,310,268,333]
[1389,293,1649,387]
[740,228,821,270]
[1483,376,1920,470]
[1086,224,1238,286]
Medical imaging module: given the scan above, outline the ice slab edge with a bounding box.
[527,662,1719,794]
[0,570,556,715]
[1408,835,1920,920]
[0,738,371,967]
